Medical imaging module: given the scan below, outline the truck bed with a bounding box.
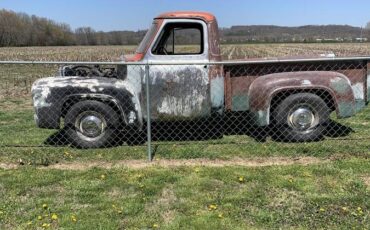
[224,58,369,113]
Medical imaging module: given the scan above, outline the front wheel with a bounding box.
[273,93,330,142]
[65,100,119,148]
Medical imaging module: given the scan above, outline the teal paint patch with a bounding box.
[256,110,269,126]
[337,102,355,118]
[231,95,249,111]
[355,100,366,112]
[330,78,350,95]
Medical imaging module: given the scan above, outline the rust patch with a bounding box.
[224,71,232,111]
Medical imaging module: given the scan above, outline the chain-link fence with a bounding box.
[0,59,369,162]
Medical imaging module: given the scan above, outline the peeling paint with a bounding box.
[210,75,224,108]
[352,82,364,100]
[337,102,355,118]
[301,79,312,86]
[330,77,351,95]
[146,65,210,119]
[255,110,269,126]
[231,95,249,111]
[128,111,136,124]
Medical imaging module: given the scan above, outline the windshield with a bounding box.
[136,21,158,54]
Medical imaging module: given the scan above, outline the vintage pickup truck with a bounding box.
[32,11,369,148]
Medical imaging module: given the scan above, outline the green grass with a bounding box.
[0,158,369,229]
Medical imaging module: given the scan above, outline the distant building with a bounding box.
[355,38,368,42]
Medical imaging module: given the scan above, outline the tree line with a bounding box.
[1,9,370,47]
[0,9,145,46]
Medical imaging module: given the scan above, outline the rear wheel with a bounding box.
[273,93,330,142]
[65,100,119,148]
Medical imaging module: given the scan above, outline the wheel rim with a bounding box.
[287,105,319,134]
[75,111,107,141]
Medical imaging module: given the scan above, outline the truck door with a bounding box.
[144,20,211,120]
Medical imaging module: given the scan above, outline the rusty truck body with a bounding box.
[31,11,369,148]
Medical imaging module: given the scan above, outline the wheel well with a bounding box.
[270,89,336,117]
[61,97,123,120]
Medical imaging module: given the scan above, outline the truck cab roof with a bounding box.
[155,11,216,23]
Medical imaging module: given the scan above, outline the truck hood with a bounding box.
[31,76,138,108]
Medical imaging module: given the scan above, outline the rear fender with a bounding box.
[248,71,355,126]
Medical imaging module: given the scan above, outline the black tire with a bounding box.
[272,93,330,142]
[65,100,119,148]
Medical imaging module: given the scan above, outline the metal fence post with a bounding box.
[145,64,152,161]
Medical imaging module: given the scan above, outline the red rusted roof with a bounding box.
[155,11,216,23]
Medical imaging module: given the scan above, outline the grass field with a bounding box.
[0,44,369,229]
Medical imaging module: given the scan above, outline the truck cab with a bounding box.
[125,12,224,120]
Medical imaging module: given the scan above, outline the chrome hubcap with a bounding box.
[76,111,106,140]
[288,106,318,133]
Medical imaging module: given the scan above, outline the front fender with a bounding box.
[248,71,355,126]
[32,76,143,129]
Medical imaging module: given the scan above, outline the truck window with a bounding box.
[152,22,204,55]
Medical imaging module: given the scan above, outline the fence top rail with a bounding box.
[0,56,370,66]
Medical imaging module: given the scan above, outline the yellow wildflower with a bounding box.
[71,215,77,222]
[208,204,218,211]
[100,174,106,180]
[41,223,50,228]
[42,204,48,209]
[51,213,58,220]
[218,213,224,218]
[153,224,159,228]
[37,215,43,220]
[238,176,245,183]
[319,208,325,212]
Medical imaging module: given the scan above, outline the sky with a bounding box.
[1,0,370,31]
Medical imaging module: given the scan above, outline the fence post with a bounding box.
[145,64,152,161]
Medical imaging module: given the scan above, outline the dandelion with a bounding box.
[42,204,48,209]
[152,223,159,228]
[51,213,58,220]
[71,215,77,222]
[238,176,245,183]
[100,174,106,180]
[208,204,218,211]
[319,207,325,212]
[37,215,43,220]
[218,213,224,218]
[41,223,50,228]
